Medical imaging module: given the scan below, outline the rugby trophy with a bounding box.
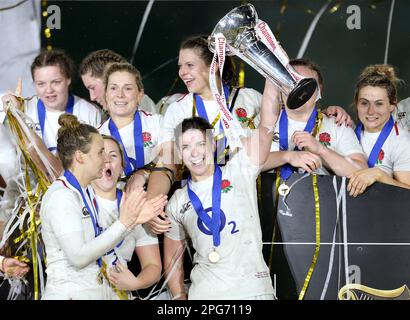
[209,3,317,110]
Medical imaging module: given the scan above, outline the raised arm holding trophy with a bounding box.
[209,3,367,188]
[208,3,318,111]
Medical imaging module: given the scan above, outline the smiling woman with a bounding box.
[98,62,163,186]
[162,75,280,300]
[79,49,157,115]
[347,64,410,197]
[1,49,102,154]
[145,35,263,235]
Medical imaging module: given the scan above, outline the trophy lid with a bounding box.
[209,3,258,55]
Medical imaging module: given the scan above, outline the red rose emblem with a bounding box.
[236,108,247,118]
[221,180,230,189]
[142,132,151,142]
[378,149,385,161]
[319,132,331,143]
[221,179,233,193]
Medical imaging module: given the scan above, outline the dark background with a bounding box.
[44,0,410,117]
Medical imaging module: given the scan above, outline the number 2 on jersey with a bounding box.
[228,221,239,234]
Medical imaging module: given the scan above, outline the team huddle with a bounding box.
[0,34,409,300]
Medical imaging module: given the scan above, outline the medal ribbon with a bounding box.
[194,85,229,163]
[116,188,123,209]
[63,170,102,267]
[355,116,394,168]
[109,111,144,176]
[279,107,318,181]
[37,94,74,152]
[187,165,222,247]
[95,189,124,263]
[113,189,124,250]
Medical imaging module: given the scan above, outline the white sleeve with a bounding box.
[397,97,410,129]
[0,124,18,182]
[75,97,102,128]
[140,94,157,114]
[333,125,365,157]
[228,148,262,183]
[160,100,187,144]
[134,224,159,247]
[392,134,410,172]
[0,93,6,124]
[88,103,102,128]
[164,193,187,241]
[44,189,128,269]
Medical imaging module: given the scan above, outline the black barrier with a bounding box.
[260,172,410,300]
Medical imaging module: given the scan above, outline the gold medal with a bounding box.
[278,183,290,197]
[208,250,220,263]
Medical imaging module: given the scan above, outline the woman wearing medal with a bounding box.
[146,36,354,234]
[91,135,164,299]
[40,114,162,300]
[262,59,367,189]
[347,64,410,197]
[163,76,281,300]
[98,62,163,188]
[79,49,157,117]
[146,35,268,235]
[1,49,102,154]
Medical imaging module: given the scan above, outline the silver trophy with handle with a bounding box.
[209,3,317,110]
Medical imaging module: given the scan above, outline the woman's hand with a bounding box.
[347,167,382,197]
[2,94,21,113]
[118,187,147,229]
[322,106,353,127]
[146,211,172,235]
[2,80,24,113]
[108,263,136,291]
[137,194,168,226]
[125,170,149,193]
[1,258,30,278]
[292,131,326,155]
[119,187,168,229]
[287,150,322,173]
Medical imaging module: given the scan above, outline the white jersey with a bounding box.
[160,88,261,144]
[40,176,127,300]
[395,97,410,131]
[0,123,18,183]
[156,93,186,116]
[96,195,158,300]
[96,195,158,265]
[165,149,274,300]
[99,110,162,168]
[24,95,102,152]
[0,123,19,223]
[270,111,365,175]
[140,94,158,114]
[358,123,410,176]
